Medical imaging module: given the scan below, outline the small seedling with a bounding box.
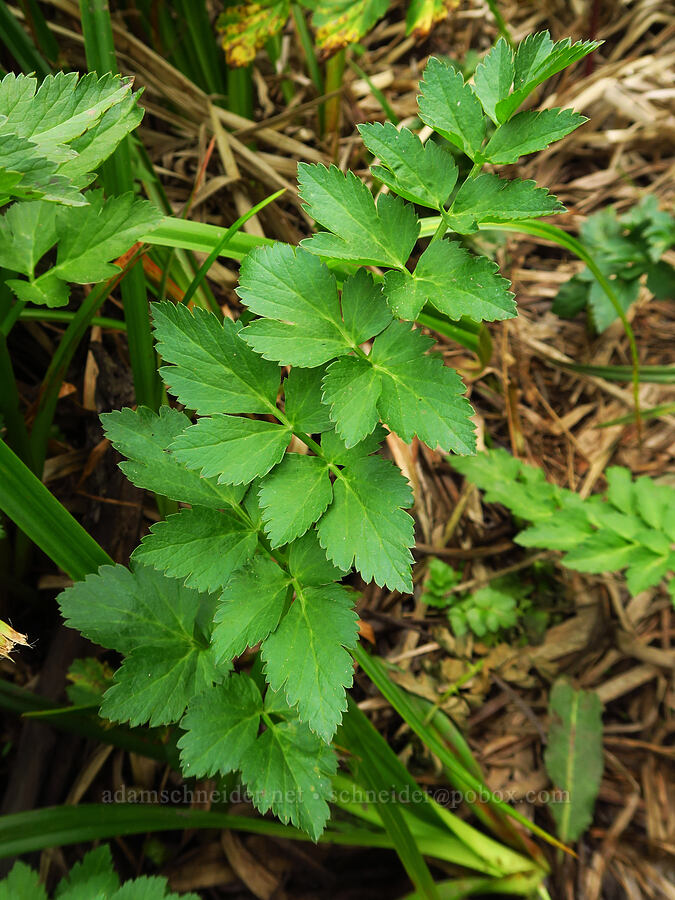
[553,195,675,331]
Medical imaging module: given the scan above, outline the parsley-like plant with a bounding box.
[0,844,197,900]
[0,71,161,307]
[57,33,599,840]
[454,450,675,602]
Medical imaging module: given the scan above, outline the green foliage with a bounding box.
[422,558,525,639]
[56,35,600,841]
[0,844,198,899]
[66,657,115,707]
[454,450,675,600]
[474,33,600,125]
[0,73,160,307]
[59,564,222,727]
[553,196,675,331]
[179,677,336,838]
[544,680,603,842]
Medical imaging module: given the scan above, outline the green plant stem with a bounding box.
[181,189,284,308]
[291,4,324,132]
[80,0,161,411]
[143,215,273,259]
[485,0,514,46]
[175,0,226,95]
[28,271,133,476]
[0,679,179,764]
[18,0,60,63]
[0,0,50,75]
[354,644,564,856]
[19,309,126,330]
[0,332,34,467]
[324,49,346,140]
[348,58,398,124]
[227,65,253,120]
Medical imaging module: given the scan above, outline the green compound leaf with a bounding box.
[66,658,114,707]
[298,163,419,268]
[287,530,347,586]
[0,200,57,277]
[633,474,671,529]
[7,271,69,307]
[170,415,291,485]
[58,563,201,654]
[101,642,220,728]
[320,425,387,466]
[54,844,119,899]
[370,321,476,454]
[101,406,245,510]
[48,191,160,282]
[258,454,333,547]
[484,108,587,164]
[240,712,336,841]
[544,680,603,842]
[496,32,600,123]
[418,57,486,160]
[605,465,635,515]
[238,244,353,366]
[562,532,647,574]
[384,238,516,322]
[340,268,392,340]
[456,450,675,600]
[358,122,458,210]
[179,677,336,840]
[0,134,84,205]
[0,862,48,900]
[152,302,280,415]
[312,0,389,56]
[262,583,358,741]
[0,71,133,161]
[57,92,143,189]
[322,357,382,447]
[444,174,565,234]
[212,555,290,664]
[178,675,263,777]
[110,877,198,900]
[516,508,594,552]
[58,564,220,727]
[451,586,519,638]
[284,367,333,434]
[2,193,160,306]
[131,508,258,593]
[473,38,515,124]
[217,0,290,67]
[318,455,414,592]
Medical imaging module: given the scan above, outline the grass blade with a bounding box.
[0,0,50,75]
[0,679,179,765]
[181,189,284,307]
[354,644,565,855]
[79,0,161,410]
[551,361,675,384]
[143,216,273,258]
[0,439,112,580]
